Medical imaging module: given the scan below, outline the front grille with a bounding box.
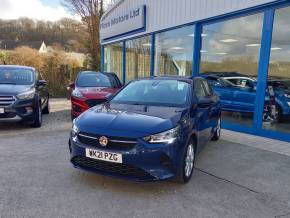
[72,156,155,180]
[0,96,15,107]
[85,99,106,107]
[78,132,136,151]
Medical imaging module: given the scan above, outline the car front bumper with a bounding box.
[69,135,184,181]
[0,98,36,123]
[71,97,107,119]
[71,97,89,119]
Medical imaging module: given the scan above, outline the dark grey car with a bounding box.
[0,65,49,127]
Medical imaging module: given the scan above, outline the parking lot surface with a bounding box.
[0,99,290,218]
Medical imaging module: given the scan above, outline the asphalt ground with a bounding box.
[0,99,290,218]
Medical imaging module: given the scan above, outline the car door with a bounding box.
[36,71,48,109]
[232,79,256,113]
[204,76,233,110]
[194,79,212,150]
[201,79,220,137]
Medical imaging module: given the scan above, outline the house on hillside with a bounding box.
[39,41,47,54]
[38,41,85,66]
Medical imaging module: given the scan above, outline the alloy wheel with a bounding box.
[185,143,195,178]
[216,117,221,137]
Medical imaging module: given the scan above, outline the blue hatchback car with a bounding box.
[202,73,290,121]
[69,77,221,183]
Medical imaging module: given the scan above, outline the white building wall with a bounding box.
[101,0,277,44]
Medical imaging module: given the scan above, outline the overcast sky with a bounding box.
[0,0,111,21]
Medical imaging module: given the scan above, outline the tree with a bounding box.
[62,0,104,71]
[0,17,86,52]
[0,51,9,64]
[9,46,44,70]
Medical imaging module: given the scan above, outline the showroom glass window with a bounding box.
[262,7,290,133]
[125,36,151,81]
[155,25,194,76]
[200,13,263,126]
[104,42,123,82]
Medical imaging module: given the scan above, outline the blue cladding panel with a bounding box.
[254,10,275,130]
[192,24,201,77]
[150,33,155,76]
[122,41,126,83]
[101,45,105,72]
[222,121,290,142]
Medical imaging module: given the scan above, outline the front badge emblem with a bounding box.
[99,136,108,147]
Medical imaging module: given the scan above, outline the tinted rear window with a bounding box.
[0,68,34,85]
[76,73,113,87]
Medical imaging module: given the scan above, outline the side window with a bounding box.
[36,71,43,80]
[217,79,226,87]
[227,78,238,85]
[202,80,213,96]
[107,74,117,87]
[35,71,39,81]
[205,76,223,87]
[194,80,207,99]
[114,74,122,87]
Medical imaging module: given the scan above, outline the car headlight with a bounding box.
[17,88,35,100]
[143,126,180,144]
[72,89,83,98]
[71,120,79,141]
[284,93,290,98]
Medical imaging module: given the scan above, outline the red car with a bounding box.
[69,71,122,120]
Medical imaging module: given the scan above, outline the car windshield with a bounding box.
[0,68,34,85]
[270,80,290,91]
[111,80,190,107]
[76,73,113,87]
[205,76,235,87]
[283,81,290,90]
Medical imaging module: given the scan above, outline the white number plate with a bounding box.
[86,148,122,163]
[0,108,4,114]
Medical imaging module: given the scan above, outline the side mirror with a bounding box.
[197,97,212,108]
[69,82,75,89]
[37,80,47,87]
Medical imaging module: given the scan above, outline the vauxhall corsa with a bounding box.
[69,76,221,183]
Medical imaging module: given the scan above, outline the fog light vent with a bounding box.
[160,154,174,172]
[25,107,33,114]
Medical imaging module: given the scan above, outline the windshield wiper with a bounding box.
[0,82,17,85]
[131,103,144,105]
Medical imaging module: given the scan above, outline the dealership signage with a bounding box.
[100,5,146,41]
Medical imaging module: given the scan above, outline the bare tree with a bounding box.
[63,0,104,70]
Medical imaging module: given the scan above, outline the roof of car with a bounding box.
[202,72,247,77]
[140,75,195,82]
[0,65,35,70]
[80,71,118,76]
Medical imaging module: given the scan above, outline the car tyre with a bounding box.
[177,139,196,184]
[43,97,50,114]
[211,116,221,141]
[263,103,282,122]
[71,113,76,121]
[276,105,283,122]
[31,103,42,128]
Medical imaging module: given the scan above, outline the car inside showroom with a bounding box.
[100,0,290,142]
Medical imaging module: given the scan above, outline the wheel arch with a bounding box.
[190,133,198,152]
